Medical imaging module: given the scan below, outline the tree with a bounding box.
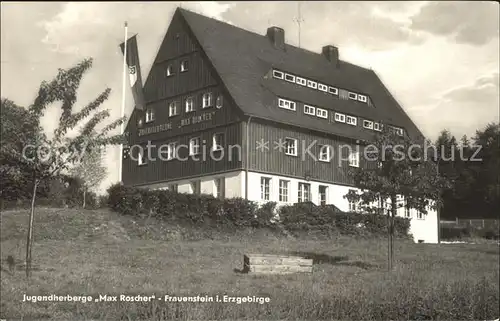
[345,128,450,271]
[70,138,107,208]
[15,58,126,277]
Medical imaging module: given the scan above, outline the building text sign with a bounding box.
[138,111,217,137]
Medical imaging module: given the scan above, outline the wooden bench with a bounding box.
[243,254,313,274]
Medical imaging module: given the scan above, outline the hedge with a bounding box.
[107,183,411,237]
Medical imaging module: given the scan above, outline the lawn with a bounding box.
[1,208,499,320]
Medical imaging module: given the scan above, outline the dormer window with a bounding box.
[374,122,382,131]
[180,60,188,72]
[329,87,339,95]
[334,113,346,123]
[346,115,357,126]
[296,77,307,86]
[145,108,155,123]
[318,84,328,92]
[202,92,213,108]
[278,98,296,111]
[284,74,295,83]
[316,108,328,119]
[166,65,173,77]
[358,94,367,103]
[363,120,374,129]
[307,80,317,89]
[348,92,358,100]
[272,70,284,79]
[185,97,194,112]
[304,105,315,115]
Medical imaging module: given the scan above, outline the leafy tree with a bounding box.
[14,58,126,277]
[345,128,450,270]
[70,137,107,208]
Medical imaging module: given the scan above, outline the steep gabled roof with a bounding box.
[176,8,424,141]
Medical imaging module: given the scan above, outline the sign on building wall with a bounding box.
[138,111,217,137]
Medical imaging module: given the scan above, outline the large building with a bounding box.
[122,8,438,243]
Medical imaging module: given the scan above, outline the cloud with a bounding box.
[410,1,499,45]
[221,1,425,52]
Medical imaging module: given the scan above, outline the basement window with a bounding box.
[284,73,296,83]
[329,87,339,95]
[334,113,346,123]
[272,70,284,79]
[304,105,316,116]
[318,83,328,92]
[296,77,307,86]
[348,92,358,100]
[316,108,328,119]
[307,80,317,89]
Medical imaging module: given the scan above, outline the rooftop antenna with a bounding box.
[293,2,304,48]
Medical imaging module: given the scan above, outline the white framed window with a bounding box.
[190,180,201,195]
[298,182,311,202]
[358,94,367,103]
[284,73,296,83]
[318,145,331,162]
[349,150,359,167]
[318,83,328,92]
[272,70,284,79]
[214,178,225,199]
[202,92,213,108]
[212,133,224,151]
[316,108,328,119]
[307,80,317,89]
[145,108,155,123]
[189,137,200,155]
[417,210,424,220]
[335,113,346,123]
[285,138,297,156]
[169,101,178,117]
[296,77,307,86]
[185,97,194,112]
[304,105,315,115]
[216,95,223,109]
[165,142,176,161]
[260,177,271,200]
[374,122,381,131]
[278,98,296,111]
[346,115,357,126]
[363,120,374,129]
[396,128,404,136]
[319,185,328,206]
[348,92,358,100]
[166,65,173,77]
[279,180,289,202]
[137,148,147,166]
[180,60,188,72]
[329,87,339,95]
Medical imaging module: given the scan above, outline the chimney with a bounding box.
[266,26,285,50]
[322,45,339,66]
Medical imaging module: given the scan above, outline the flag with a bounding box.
[120,34,145,111]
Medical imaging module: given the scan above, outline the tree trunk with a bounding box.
[83,189,86,209]
[26,178,39,278]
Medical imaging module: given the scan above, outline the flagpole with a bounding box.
[119,21,128,183]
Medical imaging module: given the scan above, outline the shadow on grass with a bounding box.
[289,251,377,270]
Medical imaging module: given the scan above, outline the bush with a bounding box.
[279,203,410,237]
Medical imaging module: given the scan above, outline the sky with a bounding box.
[1,1,499,193]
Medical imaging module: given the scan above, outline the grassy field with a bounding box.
[1,208,499,320]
